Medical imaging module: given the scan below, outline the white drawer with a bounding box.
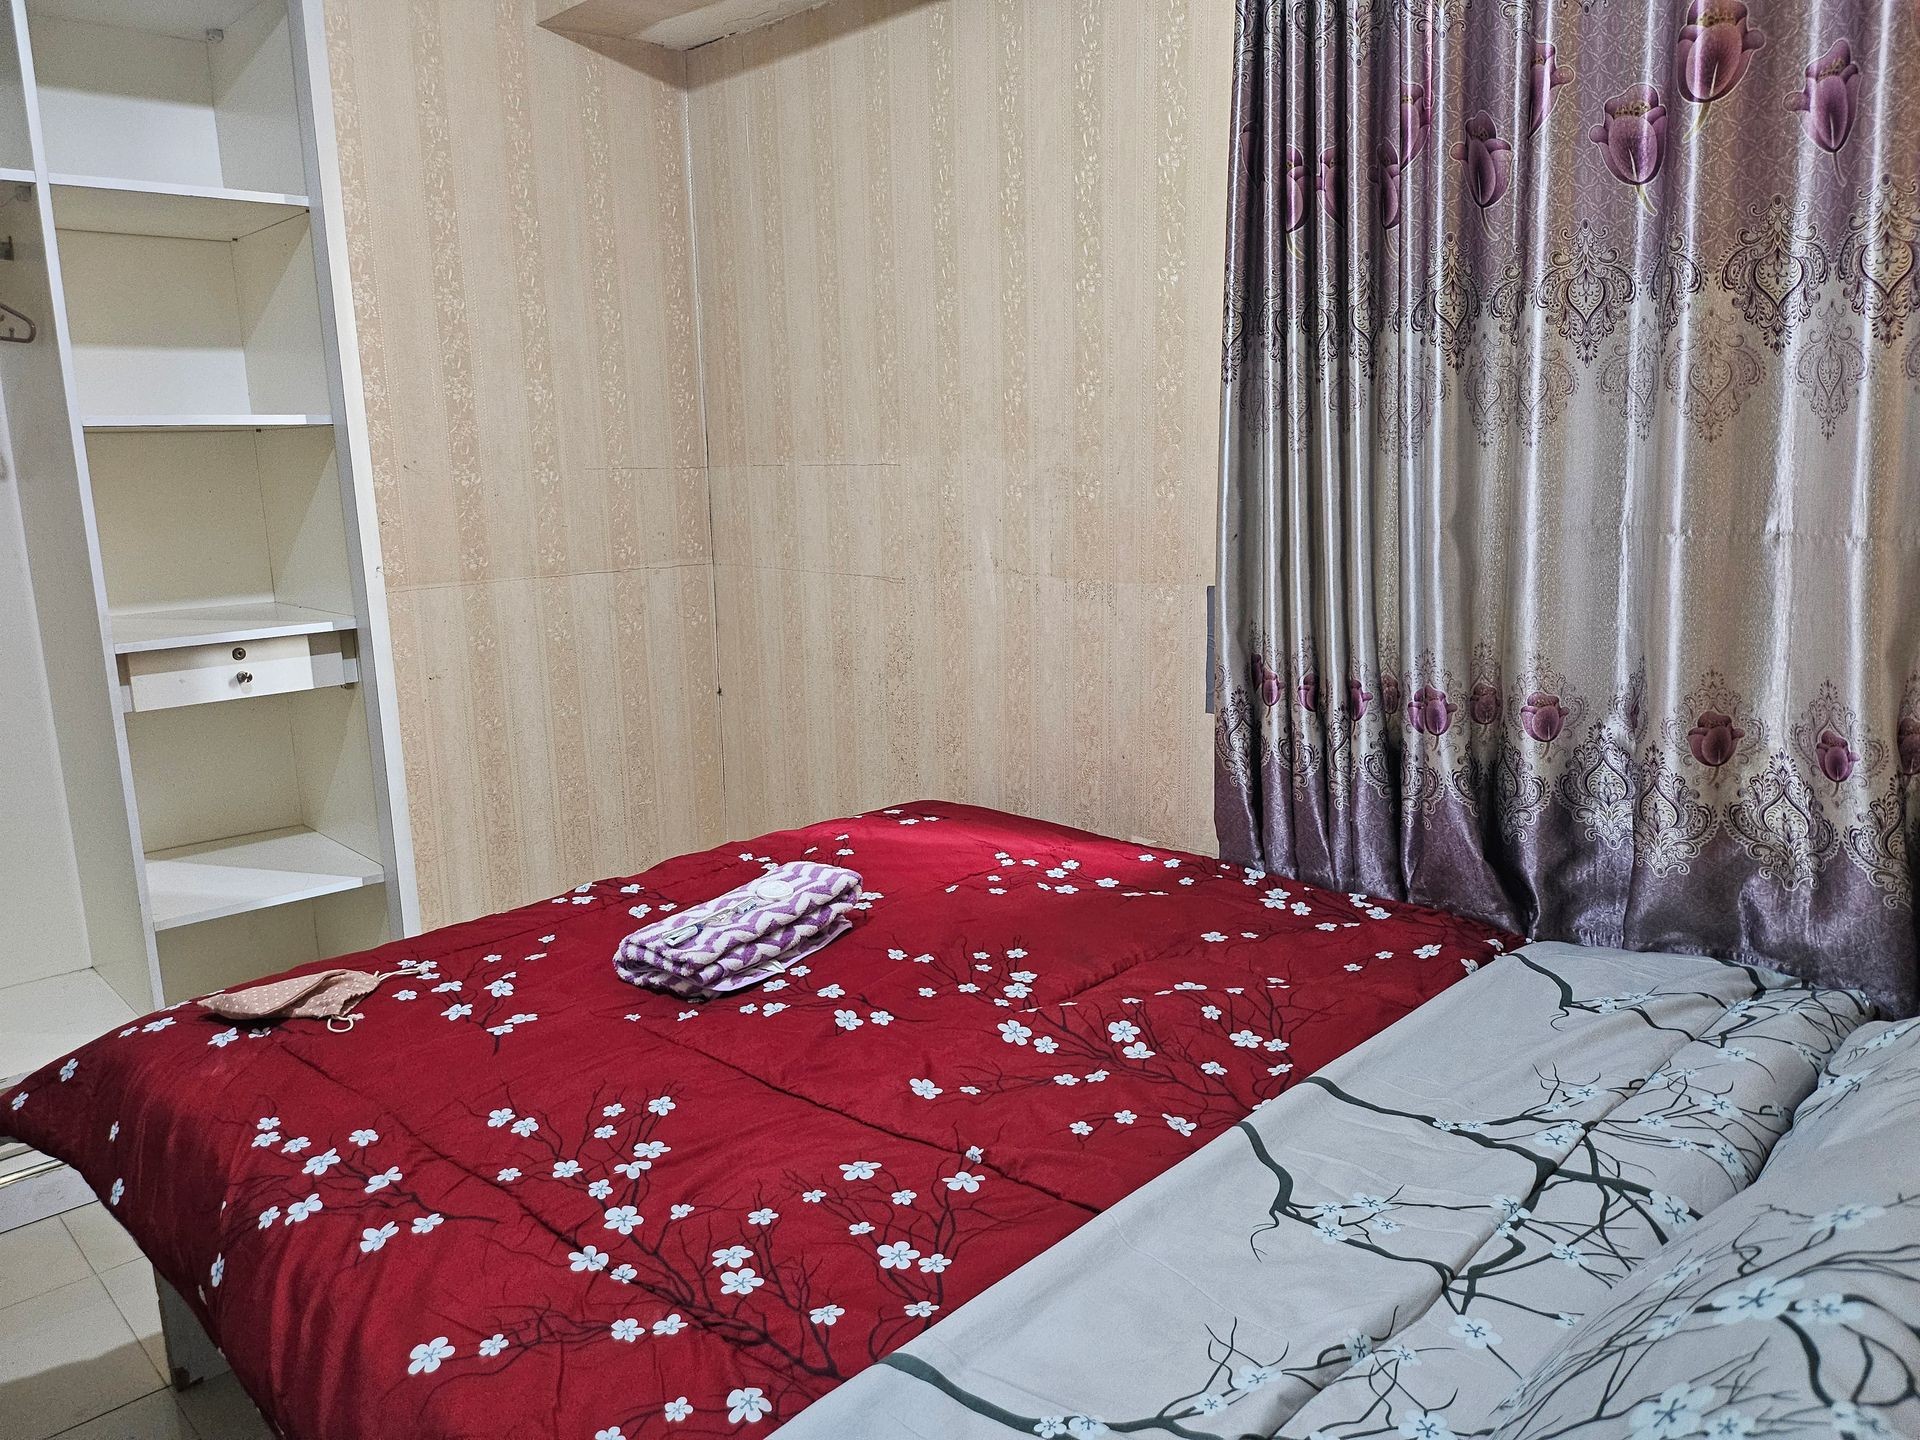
[119,632,359,713]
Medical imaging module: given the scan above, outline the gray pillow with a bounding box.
[1486,1040,1920,1440]
[1763,1017,1920,1172]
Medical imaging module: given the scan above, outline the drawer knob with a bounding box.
[235,670,254,685]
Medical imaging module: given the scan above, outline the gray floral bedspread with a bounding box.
[776,942,1889,1440]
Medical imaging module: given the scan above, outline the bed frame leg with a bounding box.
[156,1273,230,1391]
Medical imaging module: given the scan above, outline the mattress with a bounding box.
[1,802,1515,1438]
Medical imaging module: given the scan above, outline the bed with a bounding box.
[779,943,1913,1440]
[1,802,1515,1439]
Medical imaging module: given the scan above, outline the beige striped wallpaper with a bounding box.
[328,0,1232,930]
[688,0,1232,853]
[327,0,722,929]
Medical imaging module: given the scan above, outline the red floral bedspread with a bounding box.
[2,803,1514,1439]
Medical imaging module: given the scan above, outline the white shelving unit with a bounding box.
[0,0,414,1038]
[111,601,357,652]
[146,826,386,932]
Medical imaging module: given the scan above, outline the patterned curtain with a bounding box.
[1212,0,1920,1012]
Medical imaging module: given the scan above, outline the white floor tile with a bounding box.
[0,1215,94,1309]
[0,971,138,1082]
[47,1389,195,1440]
[172,1373,272,1440]
[63,1205,144,1275]
[0,1158,93,1234]
[0,1275,164,1440]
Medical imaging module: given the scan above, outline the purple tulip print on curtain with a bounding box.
[1213,0,1920,1013]
[1452,111,1512,233]
[1591,85,1668,194]
[1675,0,1766,108]
[1791,40,1862,167]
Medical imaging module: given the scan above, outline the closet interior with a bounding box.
[0,0,412,1127]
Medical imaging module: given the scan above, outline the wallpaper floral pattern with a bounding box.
[1212,0,1920,1012]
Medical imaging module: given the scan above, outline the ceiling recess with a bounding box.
[538,0,831,52]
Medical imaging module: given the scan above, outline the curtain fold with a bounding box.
[1213,0,1920,1013]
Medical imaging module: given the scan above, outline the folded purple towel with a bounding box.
[614,861,863,999]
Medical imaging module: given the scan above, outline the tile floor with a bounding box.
[0,1203,272,1440]
[0,972,137,1083]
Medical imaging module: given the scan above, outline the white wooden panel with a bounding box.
[256,426,351,614]
[152,898,312,1003]
[209,0,300,195]
[61,229,252,414]
[31,16,225,186]
[0,3,29,169]
[125,690,303,852]
[87,430,275,612]
[308,881,386,966]
[0,164,154,1012]
[288,681,380,863]
[231,216,326,413]
[0,408,91,987]
[144,823,381,930]
[284,0,415,936]
[83,413,329,431]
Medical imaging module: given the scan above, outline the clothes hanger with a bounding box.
[0,299,35,344]
[0,229,37,342]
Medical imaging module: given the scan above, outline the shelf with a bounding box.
[145,825,384,931]
[0,166,32,185]
[26,2,273,43]
[50,174,308,240]
[63,197,328,416]
[110,601,355,655]
[83,414,331,432]
[30,1,306,195]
